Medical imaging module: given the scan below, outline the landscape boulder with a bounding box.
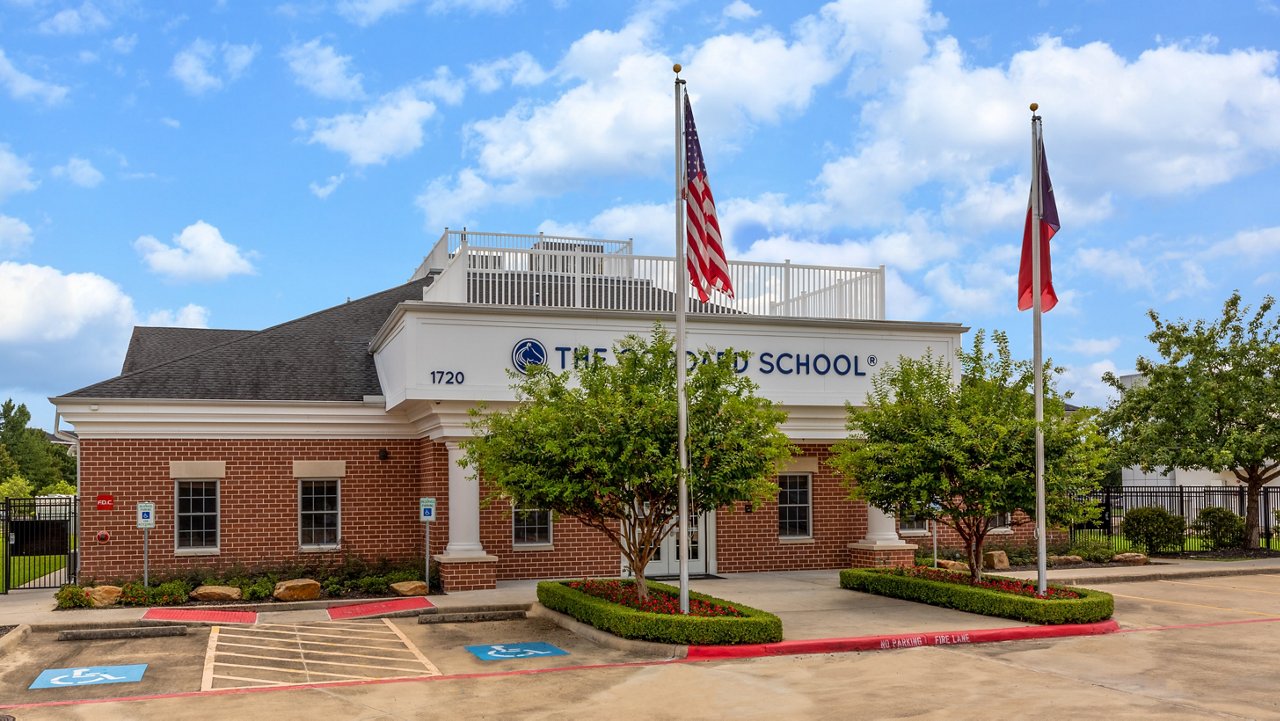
[273,578,321,601]
[1048,555,1085,566]
[390,580,428,596]
[191,585,242,602]
[982,550,1010,570]
[86,585,122,608]
[1112,552,1149,566]
[936,559,970,573]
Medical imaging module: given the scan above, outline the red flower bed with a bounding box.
[566,579,746,617]
[898,566,1082,600]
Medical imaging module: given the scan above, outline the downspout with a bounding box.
[53,412,80,581]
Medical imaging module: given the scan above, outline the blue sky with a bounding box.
[3,0,1279,430]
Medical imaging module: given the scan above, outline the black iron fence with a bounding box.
[2,495,77,592]
[1070,485,1280,551]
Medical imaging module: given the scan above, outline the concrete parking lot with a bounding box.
[2,570,1280,719]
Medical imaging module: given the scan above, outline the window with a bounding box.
[990,512,1013,531]
[899,516,930,534]
[513,507,552,546]
[176,480,218,551]
[778,474,812,538]
[300,479,340,548]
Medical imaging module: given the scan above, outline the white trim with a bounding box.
[511,505,552,547]
[175,478,220,554]
[777,473,813,540]
[298,477,341,550]
[51,399,417,439]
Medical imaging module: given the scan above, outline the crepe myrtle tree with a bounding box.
[830,330,1110,581]
[1104,292,1280,549]
[460,325,794,600]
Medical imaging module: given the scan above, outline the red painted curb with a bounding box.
[685,619,1120,659]
[142,608,258,624]
[327,597,433,620]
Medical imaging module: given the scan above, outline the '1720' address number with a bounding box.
[431,370,464,385]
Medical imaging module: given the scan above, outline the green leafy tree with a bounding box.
[830,330,1111,581]
[0,400,67,491]
[0,443,18,482]
[1103,292,1280,548]
[37,479,77,497]
[0,474,34,501]
[462,325,794,599]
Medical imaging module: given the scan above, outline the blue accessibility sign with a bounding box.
[465,642,568,661]
[30,664,148,689]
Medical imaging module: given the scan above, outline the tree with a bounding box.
[0,474,34,502]
[0,444,18,482]
[0,399,72,492]
[1103,292,1280,548]
[461,325,794,600]
[830,330,1111,580]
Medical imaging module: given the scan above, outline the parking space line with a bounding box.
[215,651,425,675]
[217,632,408,651]
[216,640,418,662]
[229,627,404,643]
[1108,591,1275,617]
[1159,579,1280,597]
[214,661,381,680]
[381,618,441,676]
[210,673,288,688]
[201,626,220,692]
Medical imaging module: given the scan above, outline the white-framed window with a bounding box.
[990,512,1013,532]
[299,478,340,549]
[778,473,812,538]
[899,516,930,535]
[513,507,552,546]
[176,479,219,552]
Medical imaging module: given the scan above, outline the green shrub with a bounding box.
[153,580,189,605]
[1192,506,1245,550]
[537,580,782,645]
[839,569,1113,625]
[1120,506,1185,554]
[119,582,154,606]
[241,577,275,601]
[55,584,91,609]
[1069,537,1117,563]
[355,575,389,594]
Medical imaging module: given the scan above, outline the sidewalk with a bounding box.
[3,557,1279,635]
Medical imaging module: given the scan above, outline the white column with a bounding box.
[443,441,485,557]
[860,506,910,546]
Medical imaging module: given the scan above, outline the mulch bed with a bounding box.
[0,626,14,638]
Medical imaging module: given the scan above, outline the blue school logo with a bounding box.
[511,338,548,375]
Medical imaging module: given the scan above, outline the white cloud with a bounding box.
[1059,359,1121,408]
[111,34,137,54]
[418,66,465,105]
[337,0,417,26]
[0,215,33,257]
[303,87,436,165]
[1074,247,1155,291]
[922,258,1016,317]
[1213,226,1280,258]
[309,173,345,199]
[1068,337,1121,355]
[416,168,498,229]
[160,117,180,128]
[134,220,256,281]
[143,303,209,328]
[37,2,109,35]
[427,0,516,13]
[723,1,759,21]
[0,48,69,105]
[171,39,259,95]
[51,156,104,188]
[468,51,549,93]
[537,202,671,254]
[283,38,364,100]
[0,262,210,401]
[1165,259,1213,301]
[0,145,38,201]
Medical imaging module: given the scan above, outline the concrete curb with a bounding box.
[0,624,30,654]
[685,619,1121,659]
[527,604,688,659]
[1020,566,1280,586]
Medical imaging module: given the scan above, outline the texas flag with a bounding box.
[1018,135,1059,313]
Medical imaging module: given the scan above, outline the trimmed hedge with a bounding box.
[537,579,783,645]
[839,569,1113,625]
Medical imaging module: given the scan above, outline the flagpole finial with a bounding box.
[1029,102,1039,112]
[673,63,682,74]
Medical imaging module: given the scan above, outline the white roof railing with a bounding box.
[413,229,886,321]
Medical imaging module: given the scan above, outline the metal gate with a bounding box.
[2,496,77,593]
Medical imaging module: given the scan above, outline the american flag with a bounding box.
[684,96,733,303]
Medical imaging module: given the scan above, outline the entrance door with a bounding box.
[642,513,708,578]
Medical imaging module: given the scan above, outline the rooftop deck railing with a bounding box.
[413,230,886,321]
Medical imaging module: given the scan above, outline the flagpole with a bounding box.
[674,64,691,614]
[1030,102,1047,596]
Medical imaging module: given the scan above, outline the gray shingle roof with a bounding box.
[122,328,255,374]
[64,279,431,401]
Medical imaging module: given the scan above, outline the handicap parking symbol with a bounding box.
[465,642,568,661]
[30,664,148,689]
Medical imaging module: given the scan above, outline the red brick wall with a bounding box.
[716,443,868,573]
[899,514,1066,551]
[480,479,621,581]
[78,438,422,582]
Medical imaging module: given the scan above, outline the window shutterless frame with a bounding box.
[174,479,219,553]
[777,473,812,539]
[512,506,552,546]
[298,478,341,550]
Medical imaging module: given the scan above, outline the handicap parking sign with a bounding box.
[30,664,148,689]
[465,642,568,661]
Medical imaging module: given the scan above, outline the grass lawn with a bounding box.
[6,554,68,588]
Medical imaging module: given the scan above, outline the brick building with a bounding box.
[53,231,977,591]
